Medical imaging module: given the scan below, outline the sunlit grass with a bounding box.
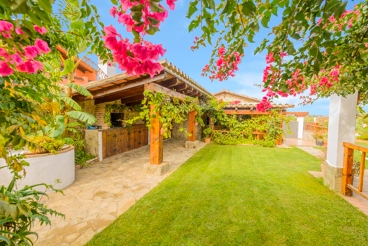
[87,144,368,246]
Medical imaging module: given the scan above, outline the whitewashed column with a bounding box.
[297,117,304,139]
[325,92,358,191]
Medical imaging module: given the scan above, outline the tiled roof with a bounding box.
[160,60,212,98]
[225,102,295,109]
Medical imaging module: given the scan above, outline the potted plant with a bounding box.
[203,127,214,143]
[312,133,325,146]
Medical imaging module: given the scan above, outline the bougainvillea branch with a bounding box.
[105,0,177,77]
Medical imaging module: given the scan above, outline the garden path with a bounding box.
[32,139,205,246]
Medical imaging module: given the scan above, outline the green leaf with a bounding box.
[38,0,53,13]
[69,0,80,7]
[61,59,75,76]
[187,0,199,18]
[66,111,96,125]
[241,1,256,16]
[59,97,82,111]
[150,2,165,13]
[261,13,271,28]
[0,235,11,245]
[71,21,84,29]
[221,0,235,15]
[65,83,92,97]
[110,0,118,4]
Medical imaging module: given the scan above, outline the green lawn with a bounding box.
[87,145,368,246]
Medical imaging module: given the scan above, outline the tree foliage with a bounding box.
[187,0,368,105]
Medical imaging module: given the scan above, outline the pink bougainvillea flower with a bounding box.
[365,43,368,48]
[15,27,24,35]
[0,48,10,61]
[25,46,40,59]
[166,0,177,10]
[279,52,287,58]
[110,6,118,18]
[34,25,47,34]
[0,61,14,76]
[0,20,13,32]
[11,53,23,65]
[0,20,13,37]
[34,38,51,54]
[266,52,274,63]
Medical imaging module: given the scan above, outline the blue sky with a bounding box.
[89,0,358,116]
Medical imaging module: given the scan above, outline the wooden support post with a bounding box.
[188,111,197,142]
[359,152,366,192]
[210,118,214,130]
[150,105,163,164]
[342,145,354,196]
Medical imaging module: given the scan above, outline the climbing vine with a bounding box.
[127,90,204,138]
[201,99,290,147]
[103,103,128,127]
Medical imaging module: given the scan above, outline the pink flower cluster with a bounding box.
[110,0,176,35]
[105,0,176,77]
[256,97,272,112]
[202,46,242,81]
[103,25,165,78]
[0,21,50,77]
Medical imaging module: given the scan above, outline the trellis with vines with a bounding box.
[126,90,204,139]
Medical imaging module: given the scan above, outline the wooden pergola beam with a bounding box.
[156,78,179,88]
[120,94,144,104]
[172,83,188,92]
[224,109,271,115]
[284,111,309,117]
[75,73,167,101]
[144,83,188,100]
[94,87,144,104]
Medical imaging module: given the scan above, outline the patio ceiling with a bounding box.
[72,60,212,105]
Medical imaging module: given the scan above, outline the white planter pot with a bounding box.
[0,146,75,191]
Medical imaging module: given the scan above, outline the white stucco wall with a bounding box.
[0,147,75,191]
[297,117,304,139]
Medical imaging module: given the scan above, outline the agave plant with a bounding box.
[0,176,64,246]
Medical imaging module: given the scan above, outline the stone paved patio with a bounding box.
[32,139,205,246]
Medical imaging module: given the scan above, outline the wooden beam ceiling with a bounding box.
[144,83,188,100]
[94,86,144,104]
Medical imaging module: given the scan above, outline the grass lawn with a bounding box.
[87,145,368,246]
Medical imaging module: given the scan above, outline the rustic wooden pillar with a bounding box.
[188,111,197,142]
[150,105,163,164]
[342,145,354,196]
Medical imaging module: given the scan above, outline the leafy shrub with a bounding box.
[0,178,64,245]
[75,149,95,166]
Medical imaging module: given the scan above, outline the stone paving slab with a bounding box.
[31,139,206,246]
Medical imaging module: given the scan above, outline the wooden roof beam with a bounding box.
[172,83,188,92]
[155,78,179,88]
[120,94,144,104]
[74,73,167,101]
[144,83,188,100]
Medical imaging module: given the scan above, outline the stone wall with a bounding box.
[84,129,99,157]
[79,99,95,116]
[171,115,203,141]
[94,101,121,129]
